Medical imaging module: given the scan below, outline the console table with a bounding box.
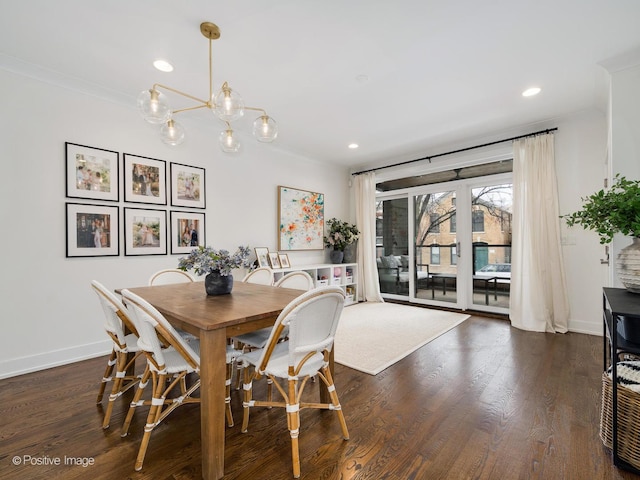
[602,287,640,473]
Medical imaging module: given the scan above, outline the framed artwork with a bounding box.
[255,247,270,268]
[268,252,281,269]
[278,253,291,268]
[66,202,119,257]
[65,142,119,201]
[123,153,167,205]
[171,163,206,209]
[278,186,324,251]
[123,207,167,256]
[170,210,205,254]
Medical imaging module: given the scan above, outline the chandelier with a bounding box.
[137,21,277,152]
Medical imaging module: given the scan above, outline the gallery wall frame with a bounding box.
[278,185,324,251]
[170,210,205,254]
[65,142,119,202]
[123,207,167,256]
[170,162,206,209]
[123,153,167,205]
[66,202,119,257]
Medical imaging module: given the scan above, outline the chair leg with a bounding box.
[286,377,301,478]
[134,372,165,471]
[121,366,150,437]
[102,351,126,429]
[97,349,117,403]
[241,365,253,433]
[321,366,349,440]
[225,361,234,427]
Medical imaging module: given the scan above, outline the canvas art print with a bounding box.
[278,186,324,250]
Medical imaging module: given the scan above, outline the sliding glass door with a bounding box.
[377,173,512,314]
[469,183,512,311]
[414,189,457,304]
[376,196,409,296]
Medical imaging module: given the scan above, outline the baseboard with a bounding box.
[568,318,602,336]
[0,339,112,380]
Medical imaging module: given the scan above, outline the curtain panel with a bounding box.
[510,133,569,332]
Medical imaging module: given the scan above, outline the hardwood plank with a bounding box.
[1,315,638,479]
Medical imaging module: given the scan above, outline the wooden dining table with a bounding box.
[124,280,320,480]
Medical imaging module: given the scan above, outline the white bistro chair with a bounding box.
[120,289,240,471]
[91,280,146,430]
[239,286,349,478]
[148,268,194,286]
[233,270,314,389]
[241,266,274,285]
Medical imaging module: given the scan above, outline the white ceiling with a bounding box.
[2,0,640,170]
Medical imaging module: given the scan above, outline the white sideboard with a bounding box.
[272,263,358,306]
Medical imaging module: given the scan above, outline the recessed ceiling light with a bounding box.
[522,87,541,97]
[348,143,359,149]
[153,59,174,72]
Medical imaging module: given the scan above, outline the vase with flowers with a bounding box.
[561,174,640,293]
[178,245,251,295]
[324,218,359,264]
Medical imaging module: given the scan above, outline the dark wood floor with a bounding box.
[1,314,638,480]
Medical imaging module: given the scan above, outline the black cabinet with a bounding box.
[603,287,640,472]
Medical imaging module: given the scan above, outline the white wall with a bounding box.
[609,63,640,285]
[0,69,351,378]
[555,110,609,334]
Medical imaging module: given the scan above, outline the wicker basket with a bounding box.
[600,372,640,469]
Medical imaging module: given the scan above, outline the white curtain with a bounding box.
[510,133,569,332]
[354,172,384,302]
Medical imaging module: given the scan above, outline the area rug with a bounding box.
[334,302,469,375]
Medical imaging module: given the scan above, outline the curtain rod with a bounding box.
[351,127,558,176]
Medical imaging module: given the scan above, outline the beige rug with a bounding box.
[334,302,469,375]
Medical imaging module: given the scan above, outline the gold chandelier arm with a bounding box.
[243,106,268,116]
[172,104,210,115]
[152,83,210,107]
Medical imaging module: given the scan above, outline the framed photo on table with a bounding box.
[171,163,206,209]
[268,252,281,268]
[278,253,291,268]
[278,186,324,251]
[123,153,167,205]
[254,247,270,268]
[66,202,119,257]
[123,207,167,256]
[65,142,119,202]
[170,210,205,254]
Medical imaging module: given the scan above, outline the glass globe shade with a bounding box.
[252,115,278,143]
[213,83,244,122]
[160,119,185,146]
[137,89,171,124]
[219,129,241,153]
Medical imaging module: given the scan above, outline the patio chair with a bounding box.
[239,286,349,478]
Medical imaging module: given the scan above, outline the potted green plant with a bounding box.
[324,218,359,264]
[178,245,251,295]
[562,174,640,293]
